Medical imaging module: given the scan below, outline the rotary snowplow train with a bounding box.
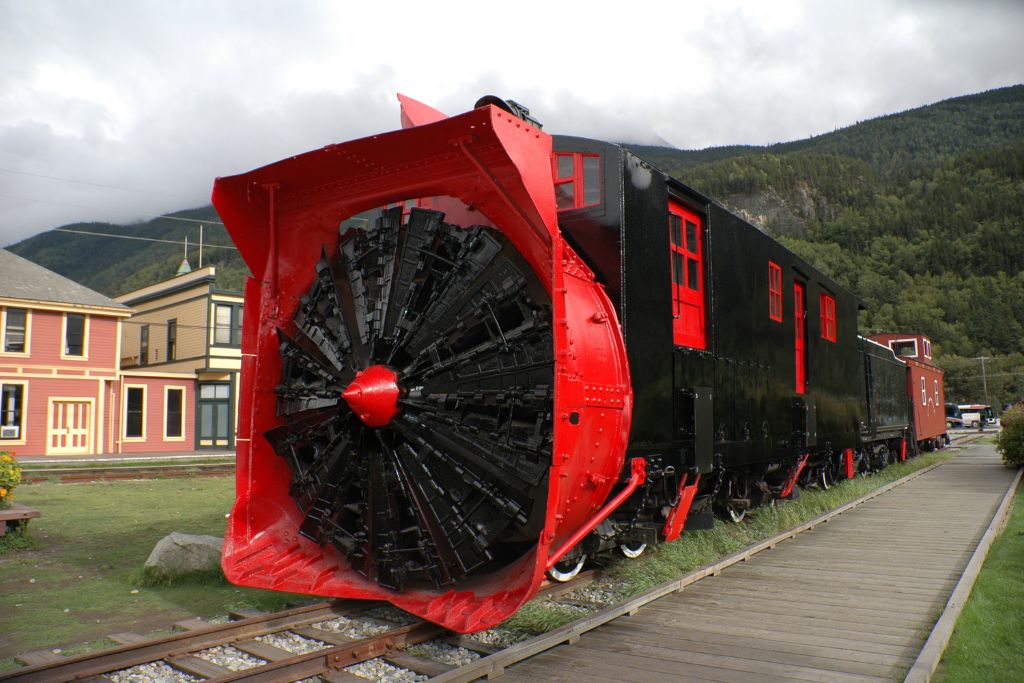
[212,95,947,633]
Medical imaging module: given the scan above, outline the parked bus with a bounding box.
[958,404,994,429]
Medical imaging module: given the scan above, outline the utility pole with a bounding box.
[975,356,990,404]
[199,224,204,268]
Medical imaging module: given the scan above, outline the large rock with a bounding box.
[144,532,223,574]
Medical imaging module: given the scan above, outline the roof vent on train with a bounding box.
[474,95,543,129]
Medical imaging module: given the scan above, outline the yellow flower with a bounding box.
[0,488,6,497]
[1,455,10,462]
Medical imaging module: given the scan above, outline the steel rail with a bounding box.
[1,571,596,682]
[21,462,235,483]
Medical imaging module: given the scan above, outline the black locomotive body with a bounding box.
[553,135,879,539]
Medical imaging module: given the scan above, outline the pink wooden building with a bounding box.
[0,249,130,456]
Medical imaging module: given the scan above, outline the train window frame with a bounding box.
[553,152,601,211]
[819,293,836,342]
[768,262,783,322]
[890,338,918,358]
[921,377,927,406]
[923,339,932,358]
[934,379,939,406]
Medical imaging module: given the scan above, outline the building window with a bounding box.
[768,262,782,322]
[552,152,601,211]
[214,303,242,347]
[921,377,927,406]
[64,313,85,356]
[3,308,27,353]
[139,325,149,367]
[167,319,177,361]
[819,293,836,342]
[165,387,184,439]
[125,386,145,438]
[0,384,24,440]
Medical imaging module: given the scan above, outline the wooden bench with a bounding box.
[0,502,41,536]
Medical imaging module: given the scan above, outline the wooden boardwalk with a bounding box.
[499,445,1018,683]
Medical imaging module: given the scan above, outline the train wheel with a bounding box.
[726,506,746,523]
[618,542,647,559]
[818,466,831,490]
[716,474,750,523]
[874,445,892,470]
[548,554,586,582]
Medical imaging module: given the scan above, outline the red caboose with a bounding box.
[868,334,947,450]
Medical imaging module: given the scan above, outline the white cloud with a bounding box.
[0,0,1022,244]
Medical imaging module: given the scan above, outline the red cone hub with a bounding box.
[342,366,399,427]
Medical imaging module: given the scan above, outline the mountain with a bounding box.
[10,85,1024,407]
[629,84,1024,180]
[7,206,249,296]
[626,84,1024,408]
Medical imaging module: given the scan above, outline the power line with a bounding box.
[0,167,173,197]
[0,192,224,226]
[53,227,238,250]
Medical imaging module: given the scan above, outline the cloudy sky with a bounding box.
[1,0,1022,246]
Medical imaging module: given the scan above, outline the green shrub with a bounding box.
[996,404,1024,466]
[0,451,21,509]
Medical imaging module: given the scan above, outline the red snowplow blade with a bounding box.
[213,99,631,632]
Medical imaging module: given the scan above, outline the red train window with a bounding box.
[669,201,705,350]
[819,293,836,342]
[553,152,601,211]
[768,262,782,322]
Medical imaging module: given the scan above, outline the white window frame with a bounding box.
[921,377,927,406]
[0,307,31,357]
[934,379,939,406]
[163,385,187,441]
[123,384,146,441]
[890,337,918,358]
[0,381,28,445]
[923,339,932,358]
[60,312,90,360]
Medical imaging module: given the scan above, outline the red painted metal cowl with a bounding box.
[214,95,633,633]
[342,366,399,428]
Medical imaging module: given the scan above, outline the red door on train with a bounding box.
[669,201,706,350]
[794,282,807,394]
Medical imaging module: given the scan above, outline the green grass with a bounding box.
[501,449,955,636]
[0,477,308,671]
[936,481,1024,681]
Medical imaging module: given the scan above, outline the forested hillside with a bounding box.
[10,85,1024,408]
[8,206,249,295]
[633,85,1024,409]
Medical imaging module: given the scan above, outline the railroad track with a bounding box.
[5,439,991,682]
[947,430,993,447]
[1,572,599,683]
[21,462,235,484]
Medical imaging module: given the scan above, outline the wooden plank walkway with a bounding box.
[498,444,1018,683]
